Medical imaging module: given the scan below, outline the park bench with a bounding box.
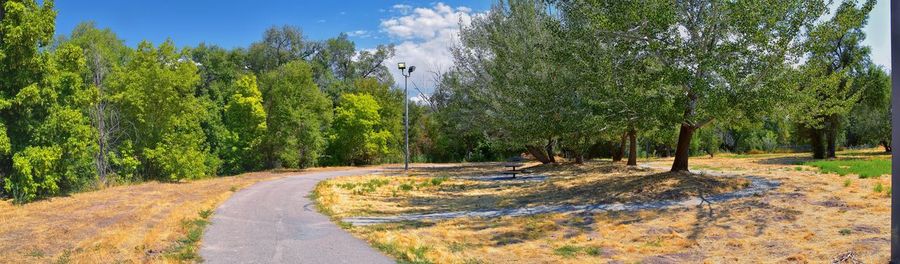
[501,157,526,178]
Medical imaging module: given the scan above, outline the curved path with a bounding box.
[200,168,394,264]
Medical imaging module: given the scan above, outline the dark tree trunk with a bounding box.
[545,138,556,163]
[526,145,552,164]
[882,140,892,153]
[826,130,837,158]
[671,124,695,172]
[811,128,825,159]
[612,133,626,162]
[627,129,638,166]
[824,115,839,158]
[574,152,584,164]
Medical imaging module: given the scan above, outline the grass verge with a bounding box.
[162,209,214,262]
[804,159,890,178]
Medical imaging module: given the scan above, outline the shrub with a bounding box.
[5,147,62,203]
[430,177,448,186]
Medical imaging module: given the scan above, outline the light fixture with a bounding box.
[408,66,416,74]
[398,62,406,70]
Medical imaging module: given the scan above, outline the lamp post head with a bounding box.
[408,66,416,74]
[398,62,406,70]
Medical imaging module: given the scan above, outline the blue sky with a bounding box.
[54,1,891,98]
[54,1,491,49]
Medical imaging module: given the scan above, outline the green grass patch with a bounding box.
[164,209,214,262]
[373,241,433,264]
[553,245,603,258]
[554,245,581,258]
[804,159,890,178]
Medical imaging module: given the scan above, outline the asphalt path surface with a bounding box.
[200,168,395,264]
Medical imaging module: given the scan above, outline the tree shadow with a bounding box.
[398,168,745,215]
[756,156,810,165]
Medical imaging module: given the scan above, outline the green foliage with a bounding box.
[221,75,267,173]
[107,40,209,180]
[260,61,331,168]
[327,93,392,165]
[804,159,889,178]
[108,141,141,183]
[6,147,61,203]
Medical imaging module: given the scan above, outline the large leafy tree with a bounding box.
[63,21,129,184]
[221,75,267,173]
[580,0,825,171]
[558,0,678,165]
[260,61,331,168]
[847,65,891,152]
[456,0,601,164]
[327,93,392,165]
[107,40,209,180]
[247,25,316,74]
[794,0,876,159]
[1,0,99,202]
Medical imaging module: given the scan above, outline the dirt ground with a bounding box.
[315,150,891,263]
[0,167,358,263]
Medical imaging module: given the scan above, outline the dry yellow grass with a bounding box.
[0,167,353,264]
[316,150,891,263]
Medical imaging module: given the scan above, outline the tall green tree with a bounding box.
[847,65,891,152]
[63,21,129,184]
[221,75,267,173]
[589,0,827,171]
[327,93,392,165]
[260,61,331,168]
[107,40,210,180]
[795,0,876,159]
[1,0,100,202]
[247,25,316,74]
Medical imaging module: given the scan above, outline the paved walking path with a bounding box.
[343,166,780,225]
[200,168,395,264]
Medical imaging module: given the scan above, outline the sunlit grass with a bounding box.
[804,159,890,178]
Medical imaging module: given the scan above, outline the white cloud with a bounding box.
[380,2,481,98]
[392,4,413,15]
[346,30,370,38]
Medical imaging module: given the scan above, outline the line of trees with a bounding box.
[0,0,412,202]
[416,0,890,171]
[0,0,891,202]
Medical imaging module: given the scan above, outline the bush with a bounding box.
[4,147,62,203]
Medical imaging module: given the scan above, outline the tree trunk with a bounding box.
[574,152,584,164]
[526,145,552,164]
[824,116,840,158]
[811,128,825,159]
[545,138,556,163]
[882,140,892,153]
[612,133,626,162]
[671,124,695,172]
[627,128,637,166]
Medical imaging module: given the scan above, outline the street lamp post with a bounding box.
[398,62,415,171]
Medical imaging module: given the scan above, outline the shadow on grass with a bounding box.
[393,167,745,216]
